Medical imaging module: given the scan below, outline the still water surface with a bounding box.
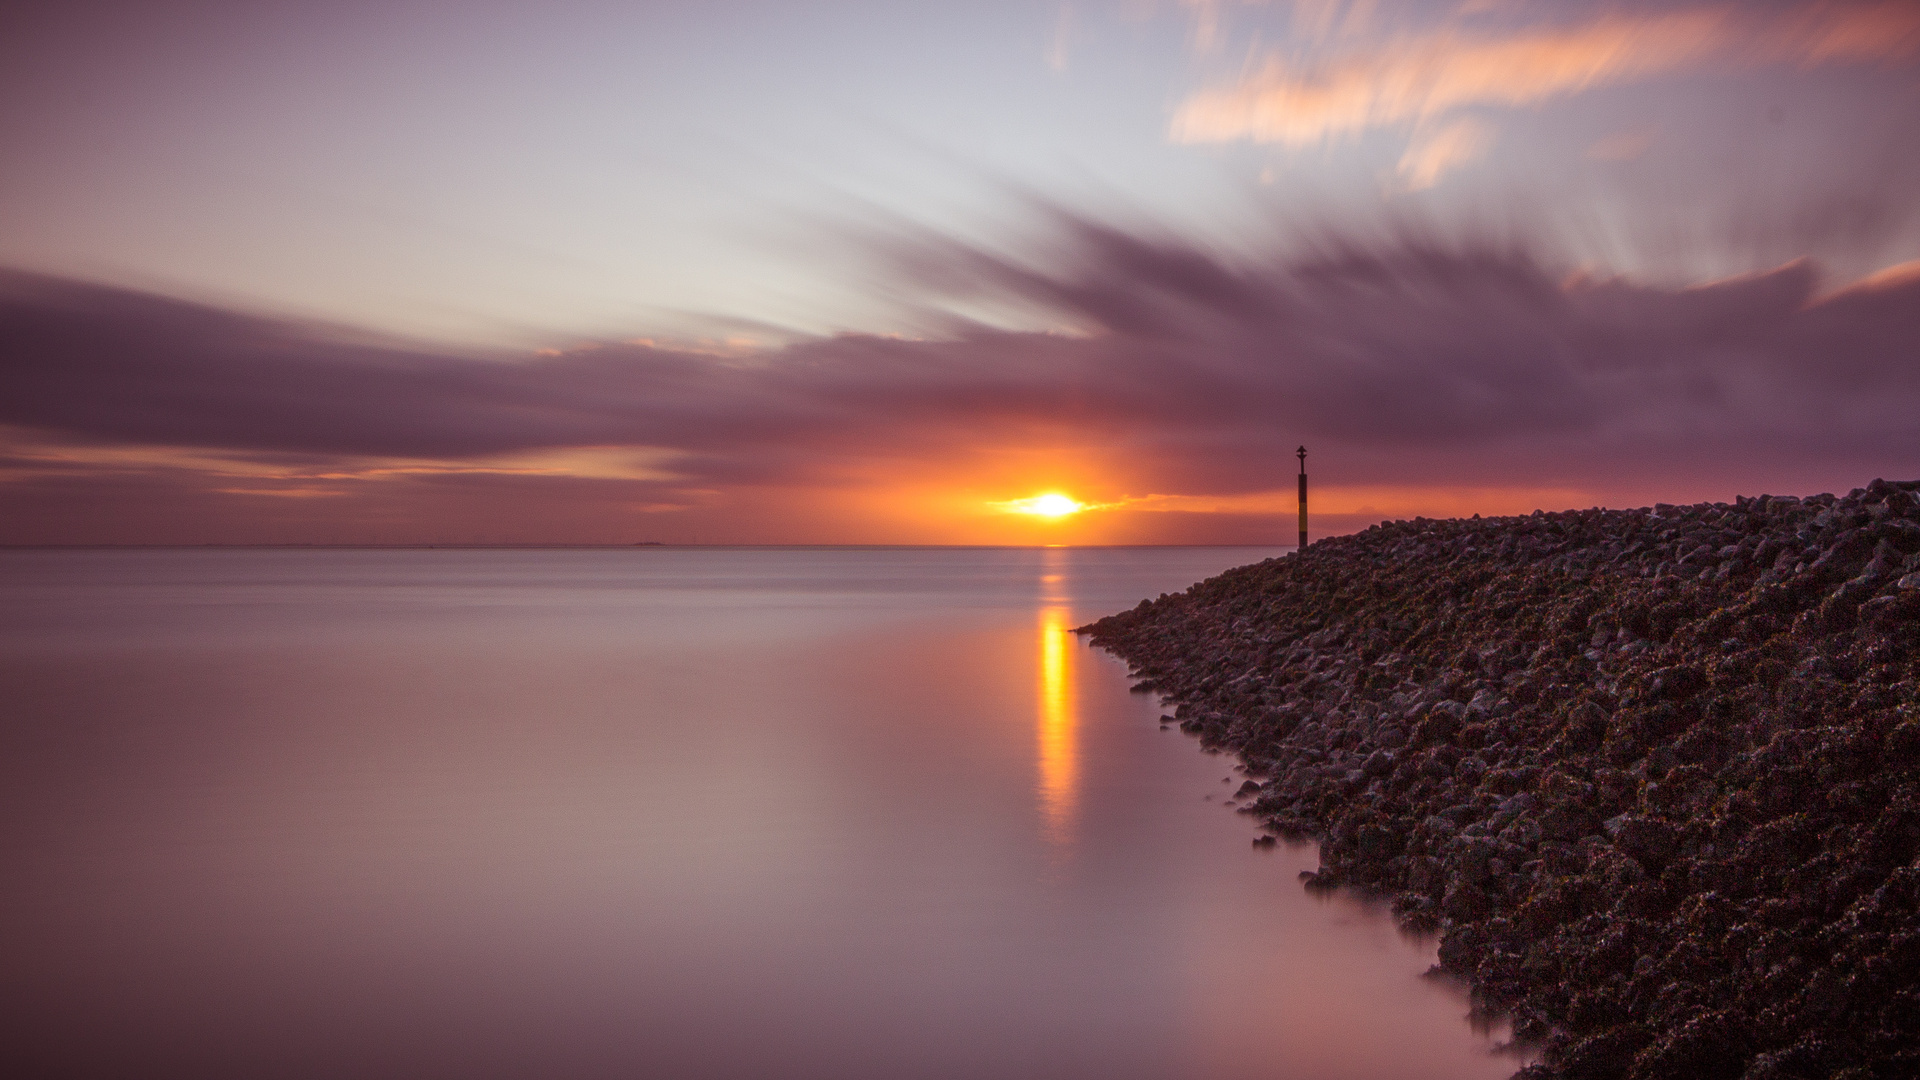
[1,548,1517,1079]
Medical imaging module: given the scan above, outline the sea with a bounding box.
[0,547,1520,1079]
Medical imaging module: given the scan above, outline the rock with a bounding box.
[1646,665,1706,702]
[1539,804,1597,842]
[1442,878,1492,921]
[1608,816,1679,870]
[1300,869,1338,891]
[1078,479,1920,1079]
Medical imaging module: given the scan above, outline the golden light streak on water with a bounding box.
[1036,603,1078,846]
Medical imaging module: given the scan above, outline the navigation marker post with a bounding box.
[1296,445,1308,552]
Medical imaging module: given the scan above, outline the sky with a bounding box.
[3,0,1918,545]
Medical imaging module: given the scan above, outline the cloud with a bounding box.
[1047,3,1073,72]
[1837,259,1920,294]
[1172,9,1728,145]
[5,207,1920,543]
[1395,115,1495,189]
[1181,0,1225,53]
[1170,2,1920,147]
[1785,0,1920,64]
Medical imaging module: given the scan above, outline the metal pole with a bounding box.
[1296,446,1308,551]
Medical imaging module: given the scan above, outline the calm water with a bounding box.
[0,548,1518,1080]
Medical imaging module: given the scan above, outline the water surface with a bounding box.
[0,547,1517,1079]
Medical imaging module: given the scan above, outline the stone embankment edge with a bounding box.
[1081,481,1920,1080]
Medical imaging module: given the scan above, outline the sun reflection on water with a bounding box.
[1037,604,1078,847]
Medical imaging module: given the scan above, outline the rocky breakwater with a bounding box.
[1081,480,1920,1079]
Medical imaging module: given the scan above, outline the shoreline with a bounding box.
[1082,480,1920,1079]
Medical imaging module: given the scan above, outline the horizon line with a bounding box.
[0,542,1301,552]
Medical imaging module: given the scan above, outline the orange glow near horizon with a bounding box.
[708,468,1622,545]
[1037,603,1078,847]
[67,418,1643,544]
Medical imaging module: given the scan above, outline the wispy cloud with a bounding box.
[1171,2,1920,147]
[1396,115,1494,189]
[1784,0,1920,64]
[1047,3,1074,72]
[1172,9,1728,145]
[1180,0,1226,54]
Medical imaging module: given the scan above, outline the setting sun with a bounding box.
[1000,493,1085,518]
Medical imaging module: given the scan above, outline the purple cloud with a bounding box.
[4,210,1918,543]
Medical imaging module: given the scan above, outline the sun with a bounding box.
[1001,492,1086,518]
